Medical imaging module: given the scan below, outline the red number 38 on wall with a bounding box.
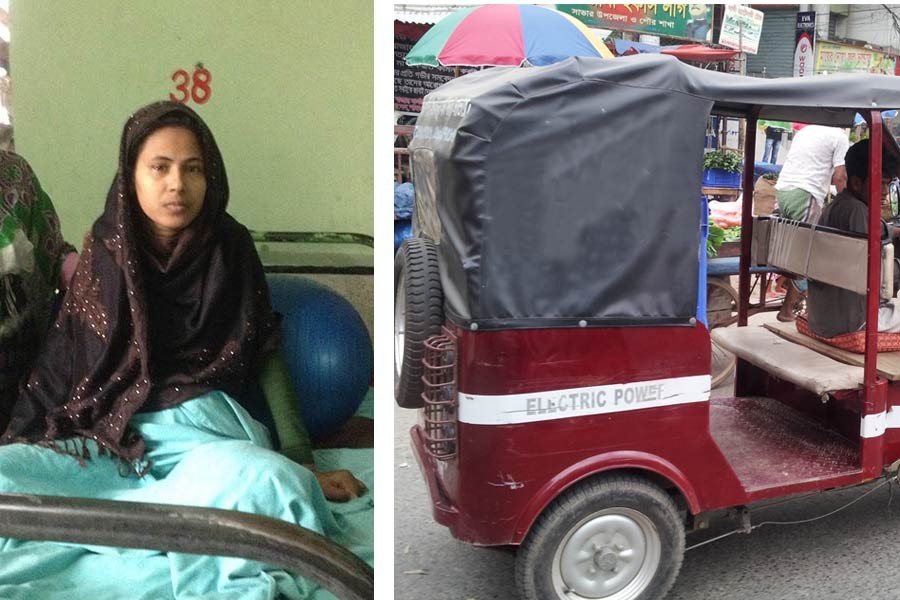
[170,67,212,105]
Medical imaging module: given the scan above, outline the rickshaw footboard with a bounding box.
[710,396,860,494]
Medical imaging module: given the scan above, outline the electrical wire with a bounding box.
[685,528,746,551]
[751,475,899,513]
[883,4,900,38]
[846,5,900,14]
[685,477,892,552]
[752,478,890,527]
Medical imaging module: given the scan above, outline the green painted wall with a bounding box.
[11,1,373,247]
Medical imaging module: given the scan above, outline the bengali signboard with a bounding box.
[815,40,897,75]
[719,4,764,55]
[557,4,713,42]
[394,22,475,113]
[793,11,816,77]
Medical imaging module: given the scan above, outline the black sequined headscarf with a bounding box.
[1,101,280,465]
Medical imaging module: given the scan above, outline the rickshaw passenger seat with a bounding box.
[711,326,863,396]
[753,217,894,299]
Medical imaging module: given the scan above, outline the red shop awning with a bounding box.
[661,44,740,62]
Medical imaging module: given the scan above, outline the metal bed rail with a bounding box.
[0,493,374,600]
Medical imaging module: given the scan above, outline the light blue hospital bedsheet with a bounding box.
[0,390,374,600]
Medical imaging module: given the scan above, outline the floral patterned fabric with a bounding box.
[0,152,70,431]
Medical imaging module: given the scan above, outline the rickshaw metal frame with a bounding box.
[737,111,890,479]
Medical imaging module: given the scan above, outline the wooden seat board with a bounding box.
[764,320,900,381]
[711,325,864,395]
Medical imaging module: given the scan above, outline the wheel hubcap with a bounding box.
[552,508,660,600]
[594,549,618,572]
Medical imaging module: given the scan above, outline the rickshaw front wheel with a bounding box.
[516,474,684,600]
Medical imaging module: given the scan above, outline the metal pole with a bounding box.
[738,109,759,327]
[862,111,886,475]
[865,112,883,388]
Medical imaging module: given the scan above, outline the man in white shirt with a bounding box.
[773,124,850,320]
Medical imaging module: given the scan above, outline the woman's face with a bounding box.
[133,126,206,239]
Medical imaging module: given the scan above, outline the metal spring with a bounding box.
[421,332,457,460]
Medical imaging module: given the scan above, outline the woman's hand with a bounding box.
[60,251,79,291]
[308,465,366,502]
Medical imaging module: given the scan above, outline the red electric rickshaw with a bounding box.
[394,53,900,600]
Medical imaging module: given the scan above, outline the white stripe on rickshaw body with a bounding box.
[859,407,900,438]
[457,375,712,426]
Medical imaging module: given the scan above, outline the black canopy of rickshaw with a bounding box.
[409,53,900,331]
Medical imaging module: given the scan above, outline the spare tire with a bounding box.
[395,237,444,408]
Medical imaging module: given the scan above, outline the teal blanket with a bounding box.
[0,391,374,599]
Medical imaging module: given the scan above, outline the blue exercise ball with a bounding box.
[266,274,372,439]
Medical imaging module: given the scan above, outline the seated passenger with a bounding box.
[773,124,850,321]
[0,101,367,598]
[807,139,900,337]
[0,152,77,431]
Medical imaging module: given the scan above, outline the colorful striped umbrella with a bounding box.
[405,4,613,68]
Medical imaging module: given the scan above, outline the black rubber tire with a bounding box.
[394,237,444,409]
[516,474,684,600]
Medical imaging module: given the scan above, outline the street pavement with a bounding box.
[394,310,900,599]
